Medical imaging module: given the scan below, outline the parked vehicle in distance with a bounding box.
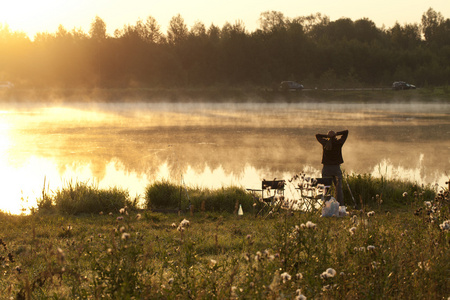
[392,81,416,90]
[279,81,304,92]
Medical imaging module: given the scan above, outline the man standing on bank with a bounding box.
[315,129,349,206]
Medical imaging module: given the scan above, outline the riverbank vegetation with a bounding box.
[1,8,449,95]
[1,175,448,298]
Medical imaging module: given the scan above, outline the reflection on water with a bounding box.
[0,101,449,214]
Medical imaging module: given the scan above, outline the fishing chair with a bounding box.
[247,179,286,217]
[296,177,333,212]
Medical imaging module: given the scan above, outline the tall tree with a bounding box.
[89,16,107,40]
[421,8,444,43]
[167,14,188,44]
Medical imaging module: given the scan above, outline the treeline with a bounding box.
[1,8,449,89]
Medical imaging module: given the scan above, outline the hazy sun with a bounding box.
[0,0,85,38]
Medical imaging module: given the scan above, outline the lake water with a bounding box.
[0,101,449,214]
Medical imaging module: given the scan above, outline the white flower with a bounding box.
[295,289,307,300]
[305,221,316,229]
[136,213,142,220]
[349,227,357,235]
[209,259,217,268]
[296,272,303,280]
[180,219,190,228]
[119,207,126,214]
[280,272,291,283]
[402,192,408,197]
[424,201,432,207]
[439,220,450,231]
[320,268,336,279]
[367,211,375,217]
[121,232,130,240]
[367,245,376,251]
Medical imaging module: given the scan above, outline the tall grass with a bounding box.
[145,181,254,213]
[36,181,134,215]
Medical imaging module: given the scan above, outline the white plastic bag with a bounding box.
[321,198,339,217]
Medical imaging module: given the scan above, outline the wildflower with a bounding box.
[180,219,190,228]
[402,192,408,197]
[246,234,252,240]
[99,211,103,215]
[109,212,113,216]
[171,223,177,228]
[295,289,307,300]
[424,201,432,208]
[320,268,336,279]
[116,216,123,221]
[349,227,357,235]
[296,272,303,280]
[418,261,430,271]
[367,245,376,251]
[280,272,291,283]
[305,221,316,229]
[56,247,65,264]
[371,261,380,269]
[177,225,185,232]
[121,232,130,240]
[119,226,126,233]
[367,211,375,217]
[209,259,217,268]
[439,220,450,231]
[119,207,126,214]
[136,213,142,220]
[322,284,332,291]
[168,278,174,285]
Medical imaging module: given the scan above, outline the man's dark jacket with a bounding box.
[315,130,348,165]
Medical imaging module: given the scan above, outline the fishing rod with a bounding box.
[345,176,357,208]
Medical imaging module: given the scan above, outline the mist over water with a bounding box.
[0,101,449,214]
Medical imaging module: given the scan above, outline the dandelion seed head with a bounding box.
[305,221,316,229]
[209,259,217,268]
[280,272,291,283]
[321,268,336,279]
[439,220,450,231]
[180,219,190,228]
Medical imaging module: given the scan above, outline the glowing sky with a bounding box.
[1,0,449,39]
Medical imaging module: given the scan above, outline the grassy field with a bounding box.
[0,177,449,299]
